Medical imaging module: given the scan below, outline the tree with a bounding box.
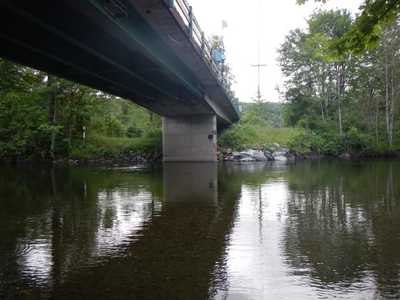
[297,0,400,54]
[0,58,162,161]
[279,10,400,154]
[280,10,356,136]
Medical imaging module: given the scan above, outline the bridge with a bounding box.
[0,0,239,162]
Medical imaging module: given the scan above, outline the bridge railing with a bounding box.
[164,0,239,115]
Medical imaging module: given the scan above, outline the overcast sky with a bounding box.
[190,0,363,102]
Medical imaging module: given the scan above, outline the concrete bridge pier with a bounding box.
[162,115,217,162]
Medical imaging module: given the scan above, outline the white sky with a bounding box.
[190,0,363,102]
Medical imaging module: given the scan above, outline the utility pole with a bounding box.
[251,63,267,102]
[251,0,266,103]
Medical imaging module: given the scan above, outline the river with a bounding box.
[0,161,399,299]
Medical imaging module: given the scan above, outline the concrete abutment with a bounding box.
[162,115,217,162]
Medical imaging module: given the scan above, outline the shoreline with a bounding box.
[1,152,400,168]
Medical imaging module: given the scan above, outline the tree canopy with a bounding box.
[298,0,400,54]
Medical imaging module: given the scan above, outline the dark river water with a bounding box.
[1,161,400,299]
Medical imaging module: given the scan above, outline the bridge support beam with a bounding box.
[162,115,217,162]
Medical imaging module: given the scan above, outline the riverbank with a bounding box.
[3,144,400,168]
[218,121,400,162]
[1,150,162,168]
[218,144,400,163]
[0,134,162,167]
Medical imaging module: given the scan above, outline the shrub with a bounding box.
[218,124,257,150]
[127,125,143,138]
[343,127,373,154]
[289,131,345,156]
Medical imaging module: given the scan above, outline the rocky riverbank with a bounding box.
[218,143,400,162]
[218,143,298,162]
[4,144,400,167]
[56,151,162,167]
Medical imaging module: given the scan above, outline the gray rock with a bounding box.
[340,153,351,160]
[263,150,274,161]
[273,151,288,157]
[224,155,234,161]
[280,147,290,153]
[232,151,241,158]
[274,155,288,162]
[264,149,272,155]
[239,149,256,157]
[238,149,268,161]
[240,156,256,162]
[267,155,275,161]
[253,151,268,161]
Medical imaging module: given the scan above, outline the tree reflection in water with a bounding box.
[283,161,400,299]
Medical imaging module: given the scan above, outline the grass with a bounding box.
[219,123,305,150]
[70,133,162,160]
[253,127,305,147]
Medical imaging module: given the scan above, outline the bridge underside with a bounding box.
[0,0,238,161]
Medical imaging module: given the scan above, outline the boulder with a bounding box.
[239,149,268,161]
[280,147,290,154]
[271,143,281,151]
[339,153,352,160]
[232,151,241,158]
[252,151,268,161]
[272,151,288,158]
[239,149,257,157]
[240,156,256,162]
[263,150,274,161]
[274,155,288,162]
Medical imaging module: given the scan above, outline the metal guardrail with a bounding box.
[164,0,239,115]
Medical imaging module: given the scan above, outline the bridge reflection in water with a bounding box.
[164,163,218,203]
[0,163,238,299]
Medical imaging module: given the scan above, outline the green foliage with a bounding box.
[219,123,258,150]
[104,115,125,137]
[297,0,400,54]
[70,132,162,160]
[279,10,400,157]
[0,91,48,158]
[289,131,344,155]
[240,102,284,127]
[219,101,300,150]
[127,125,143,138]
[219,123,304,151]
[0,58,162,162]
[343,127,374,153]
[288,127,381,156]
